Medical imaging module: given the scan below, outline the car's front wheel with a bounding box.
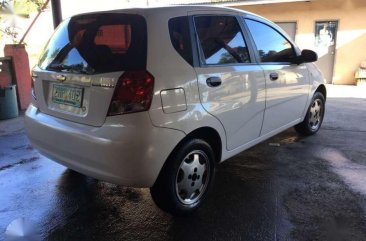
[295,91,325,135]
[150,139,216,216]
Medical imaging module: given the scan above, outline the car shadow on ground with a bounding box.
[46,143,278,241]
[45,129,366,241]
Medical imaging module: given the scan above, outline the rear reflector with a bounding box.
[108,70,154,116]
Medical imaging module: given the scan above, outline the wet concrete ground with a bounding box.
[1,85,366,241]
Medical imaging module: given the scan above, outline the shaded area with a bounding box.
[47,151,277,241]
[1,88,366,241]
[273,130,366,241]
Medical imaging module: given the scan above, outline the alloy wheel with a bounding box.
[308,98,323,131]
[175,150,210,205]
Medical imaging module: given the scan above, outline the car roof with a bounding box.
[70,5,276,32]
[72,5,259,19]
[134,5,248,14]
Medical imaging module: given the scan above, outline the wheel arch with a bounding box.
[315,84,327,100]
[166,126,223,166]
[184,127,222,163]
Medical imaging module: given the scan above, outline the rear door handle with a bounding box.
[269,72,279,81]
[206,77,222,87]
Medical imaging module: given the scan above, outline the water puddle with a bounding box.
[317,148,366,195]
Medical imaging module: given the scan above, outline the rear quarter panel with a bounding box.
[145,11,227,160]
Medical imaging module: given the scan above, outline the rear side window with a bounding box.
[245,19,295,63]
[38,13,147,74]
[194,15,250,65]
[168,16,193,66]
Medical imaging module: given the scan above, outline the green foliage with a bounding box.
[13,0,45,15]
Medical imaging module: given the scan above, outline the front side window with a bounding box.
[194,15,250,65]
[245,19,295,63]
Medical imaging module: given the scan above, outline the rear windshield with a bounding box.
[38,13,147,74]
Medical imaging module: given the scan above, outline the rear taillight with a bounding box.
[108,70,154,116]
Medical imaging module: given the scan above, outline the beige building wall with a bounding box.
[234,0,366,85]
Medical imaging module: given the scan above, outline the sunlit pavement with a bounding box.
[0,85,366,241]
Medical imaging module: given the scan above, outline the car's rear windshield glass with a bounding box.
[38,13,147,74]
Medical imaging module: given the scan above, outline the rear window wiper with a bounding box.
[47,63,95,75]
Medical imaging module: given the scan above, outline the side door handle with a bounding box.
[206,77,222,87]
[269,72,279,81]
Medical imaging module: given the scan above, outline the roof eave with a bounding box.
[177,0,312,7]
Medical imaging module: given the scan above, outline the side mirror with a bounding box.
[295,49,318,64]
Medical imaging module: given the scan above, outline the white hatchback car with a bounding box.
[25,6,326,215]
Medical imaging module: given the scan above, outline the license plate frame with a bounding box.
[52,84,84,108]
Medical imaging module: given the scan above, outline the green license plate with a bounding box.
[52,84,83,108]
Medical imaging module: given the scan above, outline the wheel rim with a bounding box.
[175,150,210,205]
[308,98,323,131]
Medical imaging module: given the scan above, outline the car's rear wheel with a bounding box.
[150,139,215,216]
[295,92,325,136]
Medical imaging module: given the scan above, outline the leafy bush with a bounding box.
[13,0,45,15]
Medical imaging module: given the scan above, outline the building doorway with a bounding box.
[276,22,297,41]
[314,21,338,84]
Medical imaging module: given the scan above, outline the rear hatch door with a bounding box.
[33,12,147,126]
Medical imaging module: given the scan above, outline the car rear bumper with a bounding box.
[25,104,185,187]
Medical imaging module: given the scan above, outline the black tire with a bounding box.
[150,139,216,216]
[295,92,325,136]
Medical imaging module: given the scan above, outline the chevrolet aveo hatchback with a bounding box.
[25,6,326,215]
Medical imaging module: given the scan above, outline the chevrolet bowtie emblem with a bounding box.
[56,75,67,82]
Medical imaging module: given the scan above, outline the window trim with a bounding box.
[243,17,299,66]
[188,16,201,67]
[190,14,254,68]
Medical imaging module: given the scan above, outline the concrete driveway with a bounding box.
[1,85,366,241]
